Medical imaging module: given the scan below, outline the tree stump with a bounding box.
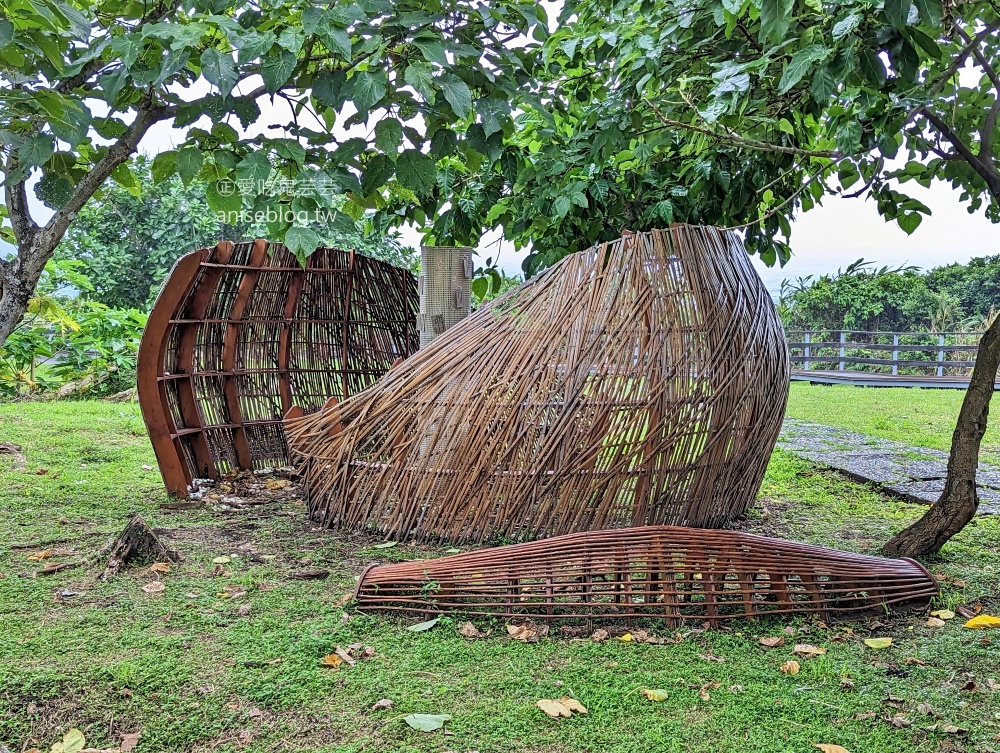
[102,513,178,579]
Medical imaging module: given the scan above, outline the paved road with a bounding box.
[776,418,999,515]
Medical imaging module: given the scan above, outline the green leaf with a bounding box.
[407,616,441,632]
[897,212,922,234]
[403,714,451,732]
[313,69,346,107]
[372,541,398,549]
[284,225,321,260]
[913,0,942,26]
[200,48,238,96]
[396,150,436,196]
[832,13,861,40]
[236,30,276,64]
[61,728,87,753]
[759,0,794,45]
[859,48,887,86]
[438,74,472,119]
[111,162,141,196]
[864,636,893,649]
[375,118,403,155]
[778,45,830,95]
[110,34,144,68]
[885,0,912,29]
[48,100,91,148]
[235,152,272,189]
[553,195,571,218]
[318,24,352,59]
[0,19,14,48]
[17,135,54,167]
[471,275,489,300]
[404,62,435,102]
[413,33,447,65]
[151,151,178,183]
[261,50,297,92]
[476,97,511,138]
[278,27,305,54]
[206,180,241,213]
[810,64,838,103]
[176,147,204,185]
[361,153,396,194]
[350,70,387,114]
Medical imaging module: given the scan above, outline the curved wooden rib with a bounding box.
[137,249,207,497]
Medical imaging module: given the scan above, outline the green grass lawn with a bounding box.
[786,382,1000,465]
[2,399,999,753]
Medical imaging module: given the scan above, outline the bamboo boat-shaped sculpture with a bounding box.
[286,225,790,542]
[354,526,938,626]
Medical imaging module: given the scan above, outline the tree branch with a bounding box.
[901,22,1000,130]
[642,96,839,158]
[954,24,1000,94]
[3,156,38,248]
[982,97,1000,159]
[33,102,173,259]
[921,107,1000,199]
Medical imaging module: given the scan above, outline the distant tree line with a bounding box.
[780,257,1000,334]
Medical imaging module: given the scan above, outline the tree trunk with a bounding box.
[0,240,52,344]
[881,314,1000,557]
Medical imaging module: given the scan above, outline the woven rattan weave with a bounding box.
[287,225,790,542]
[137,240,418,496]
[355,526,938,625]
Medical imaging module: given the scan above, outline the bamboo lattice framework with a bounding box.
[355,526,939,626]
[287,225,790,542]
[137,240,418,496]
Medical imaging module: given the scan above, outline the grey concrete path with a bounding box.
[776,418,999,515]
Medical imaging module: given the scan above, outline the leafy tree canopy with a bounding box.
[52,156,416,309]
[0,0,546,341]
[454,0,1000,275]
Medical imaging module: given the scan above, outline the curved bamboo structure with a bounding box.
[137,240,418,496]
[355,526,938,626]
[287,225,789,542]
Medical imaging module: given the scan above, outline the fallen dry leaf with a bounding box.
[781,660,801,675]
[507,620,548,643]
[941,723,968,735]
[536,698,572,718]
[372,698,393,710]
[320,653,343,668]
[590,628,609,643]
[960,680,979,692]
[559,697,587,714]
[212,555,231,565]
[885,714,911,728]
[120,731,141,753]
[698,682,720,701]
[642,688,669,702]
[781,626,797,636]
[793,643,827,657]
[334,646,356,666]
[149,562,170,575]
[265,478,290,490]
[930,609,955,620]
[759,636,785,648]
[926,617,946,628]
[963,614,1000,629]
[840,676,855,689]
[864,637,893,649]
[814,745,852,753]
[26,550,52,561]
[457,621,485,639]
[141,581,165,594]
[699,652,726,663]
[904,656,926,666]
[956,603,980,619]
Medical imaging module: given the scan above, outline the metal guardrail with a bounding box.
[786,330,983,377]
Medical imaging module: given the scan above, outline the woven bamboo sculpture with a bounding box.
[286,225,789,542]
[355,526,938,625]
[137,240,418,496]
